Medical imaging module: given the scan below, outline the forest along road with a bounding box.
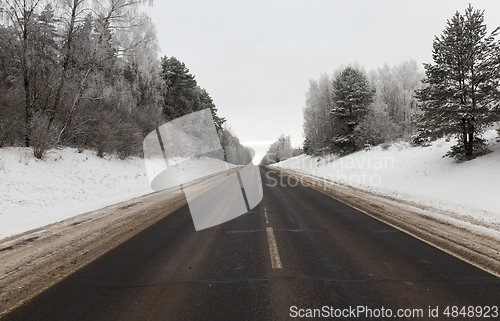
[2,167,499,320]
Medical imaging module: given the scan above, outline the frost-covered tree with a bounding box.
[302,73,334,155]
[354,110,401,148]
[415,5,500,160]
[371,60,424,138]
[0,0,46,147]
[0,0,168,158]
[275,134,292,162]
[218,124,253,165]
[261,134,292,165]
[330,66,375,154]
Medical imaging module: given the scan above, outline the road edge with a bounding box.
[0,167,241,318]
[269,166,500,279]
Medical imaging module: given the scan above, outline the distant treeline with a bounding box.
[260,134,302,166]
[0,0,249,164]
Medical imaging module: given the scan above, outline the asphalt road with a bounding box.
[3,167,499,320]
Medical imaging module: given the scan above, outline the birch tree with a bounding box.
[0,0,45,146]
[303,73,334,155]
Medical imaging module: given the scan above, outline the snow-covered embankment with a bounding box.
[272,130,500,234]
[0,148,234,240]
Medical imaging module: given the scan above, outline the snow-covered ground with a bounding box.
[272,130,500,230]
[0,148,235,240]
[2,130,498,242]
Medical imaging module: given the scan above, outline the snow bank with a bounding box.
[272,130,500,229]
[0,148,235,240]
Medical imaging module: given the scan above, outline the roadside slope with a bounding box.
[0,147,236,240]
[273,129,500,233]
[0,167,240,317]
[270,167,500,278]
[270,130,500,277]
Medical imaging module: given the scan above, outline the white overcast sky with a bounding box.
[145,0,500,162]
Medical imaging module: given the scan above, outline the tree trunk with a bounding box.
[461,117,468,158]
[24,73,31,147]
[50,0,79,126]
[23,25,31,147]
[462,117,475,159]
[468,117,474,159]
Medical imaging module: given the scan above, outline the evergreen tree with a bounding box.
[198,87,226,132]
[415,5,500,160]
[330,66,375,154]
[35,4,59,75]
[0,24,23,146]
[160,56,226,133]
[160,56,200,120]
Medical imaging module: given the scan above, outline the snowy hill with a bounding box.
[272,130,500,231]
[0,148,235,240]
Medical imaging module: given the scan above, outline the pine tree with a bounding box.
[415,5,500,160]
[331,66,375,154]
[198,87,226,132]
[160,56,200,120]
[35,4,59,74]
[161,57,227,134]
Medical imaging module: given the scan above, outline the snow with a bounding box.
[2,130,499,242]
[0,148,235,240]
[272,130,500,231]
